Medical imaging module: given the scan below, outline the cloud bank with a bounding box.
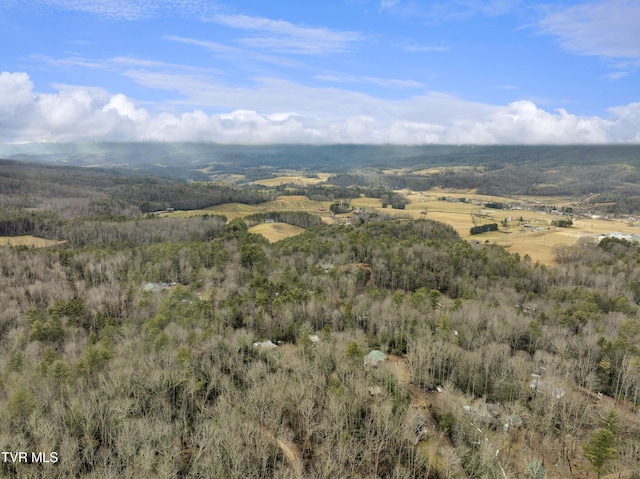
[1,71,639,144]
[539,0,640,60]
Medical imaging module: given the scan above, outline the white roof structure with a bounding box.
[253,340,277,350]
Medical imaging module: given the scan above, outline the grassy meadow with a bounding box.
[162,195,335,221]
[248,222,306,242]
[251,173,332,187]
[0,235,63,248]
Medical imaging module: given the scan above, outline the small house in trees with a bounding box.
[507,414,523,428]
[364,350,387,367]
[529,378,565,399]
[143,282,162,293]
[477,413,501,431]
[485,403,501,418]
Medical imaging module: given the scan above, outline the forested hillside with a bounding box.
[0,160,274,227]
[2,155,640,477]
[1,210,640,477]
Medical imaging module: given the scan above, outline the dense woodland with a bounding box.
[1,156,640,478]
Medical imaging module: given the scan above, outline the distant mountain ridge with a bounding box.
[2,143,639,173]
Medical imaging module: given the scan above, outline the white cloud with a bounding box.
[398,41,450,53]
[41,0,153,20]
[539,0,640,60]
[387,120,445,144]
[365,77,425,89]
[102,93,150,122]
[434,0,522,20]
[314,73,424,89]
[111,56,223,74]
[19,0,216,21]
[0,72,120,142]
[206,14,364,55]
[604,71,628,81]
[0,72,38,141]
[165,35,303,68]
[379,0,521,22]
[30,55,107,70]
[607,102,640,142]
[0,72,34,114]
[451,100,611,144]
[379,0,402,13]
[1,71,639,144]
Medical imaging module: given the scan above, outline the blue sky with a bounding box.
[1,0,639,144]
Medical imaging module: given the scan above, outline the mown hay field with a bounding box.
[0,235,62,248]
[163,196,335,222]
[265,195,328,211]
[248,222,306,242]
[161,203,262,220]
[204,202,263,220]
[209,196,332,217]
[252,173,332,187]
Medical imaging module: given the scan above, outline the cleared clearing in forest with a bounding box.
[252,173,331,187]
[248,222,306,242]
[0,235,62,248]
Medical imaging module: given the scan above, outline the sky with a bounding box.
[1,0,639,144]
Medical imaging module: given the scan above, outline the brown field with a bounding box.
[0,235,63,248]
[161,203,262,220]
[264,195,328,211]
[163,196,336,222]
[204,202,262,220]
[350,197,381,208]
[413,165,485,175]
[475,217,623,264]
[248,222,306,242]
[209,173,246,183]
[252,173,331,187]
[381,166,484,176]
